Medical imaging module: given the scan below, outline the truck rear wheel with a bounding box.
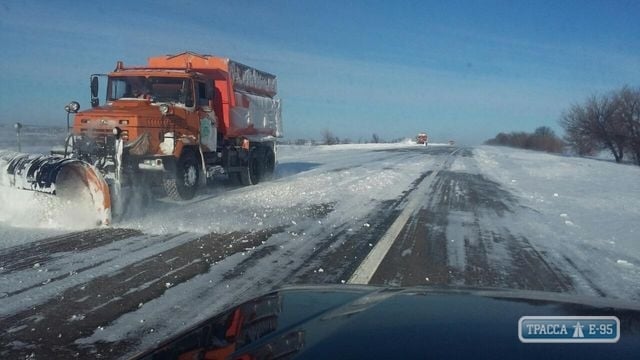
[239,149,261,185]
[238,145,275,186]
[163,151,199,200]
[240,147,275,185]
[262,148,275,181]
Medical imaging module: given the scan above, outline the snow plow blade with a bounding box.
[0,151,111,226]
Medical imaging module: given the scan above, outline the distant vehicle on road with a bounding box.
[416,132,428,145]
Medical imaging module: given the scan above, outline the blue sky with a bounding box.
[1,0,639,144]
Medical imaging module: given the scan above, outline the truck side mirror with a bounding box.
[90,76,100,107]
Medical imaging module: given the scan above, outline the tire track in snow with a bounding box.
[0,144,459,358]
[0,227,284,359]
[285,147,458,285]
[293,171,434,285]
[349,147,462,284]
[368,149,574,293]
[0,232,186,303]
[0,228,142,272]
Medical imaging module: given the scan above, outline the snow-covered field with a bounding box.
[0,124,66,154]
[471,146,640,299]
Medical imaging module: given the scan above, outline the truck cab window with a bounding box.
[197,82,208,107]
[108,76,195,106]
[181,79,194,107]
[109,79,128,100]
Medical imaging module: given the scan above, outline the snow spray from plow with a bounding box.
[0,151,111,226]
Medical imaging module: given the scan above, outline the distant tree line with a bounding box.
[318,130,398,145]
[560,86,640,164]
[321,129,341,145]
[484,126,565,153]
[278,131,411,146]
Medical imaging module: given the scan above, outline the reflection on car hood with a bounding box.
[134,285,640,359]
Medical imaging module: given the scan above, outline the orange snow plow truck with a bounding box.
[0,52,282,225]
[416,133,428,145]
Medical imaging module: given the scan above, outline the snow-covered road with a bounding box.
[1,143,639,358]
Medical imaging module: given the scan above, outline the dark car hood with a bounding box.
[134,285,640,359]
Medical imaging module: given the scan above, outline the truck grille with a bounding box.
[80,128,112,138]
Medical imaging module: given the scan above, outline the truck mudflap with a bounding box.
[0,151,112,226]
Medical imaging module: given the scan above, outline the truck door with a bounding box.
[197,81,217,152]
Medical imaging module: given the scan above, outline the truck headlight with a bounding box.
[65,101,80,113]
[159,104,171,115]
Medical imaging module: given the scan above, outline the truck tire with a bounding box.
[262,148,275,181]
[163,151,199,200]
[239,148,262,186]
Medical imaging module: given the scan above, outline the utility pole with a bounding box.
[14,122,22,152]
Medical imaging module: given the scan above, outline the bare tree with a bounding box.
[560,104,600,156]
[533,126,554,137]
[484,127,564,153]
[560,93,626,162]
[559,86,640,164]
[614,86,640,164]
[321,129,339,145]
[371,133,380,143]
[531,126,564,153]
[586,95,626,162]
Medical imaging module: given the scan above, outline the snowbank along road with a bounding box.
[1,143,639,358]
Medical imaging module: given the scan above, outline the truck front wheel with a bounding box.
[163,151,199,200]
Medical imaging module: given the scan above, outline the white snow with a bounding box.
[90,145,638,352]
[0,151,110,235]
[1,135,640,355]
[115,143,438,235]
[473,145,640,300]
[616,259,633,267]
[0,141,438,328]
[0,182,101,243]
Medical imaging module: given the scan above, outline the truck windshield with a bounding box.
[108,76,194,106]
